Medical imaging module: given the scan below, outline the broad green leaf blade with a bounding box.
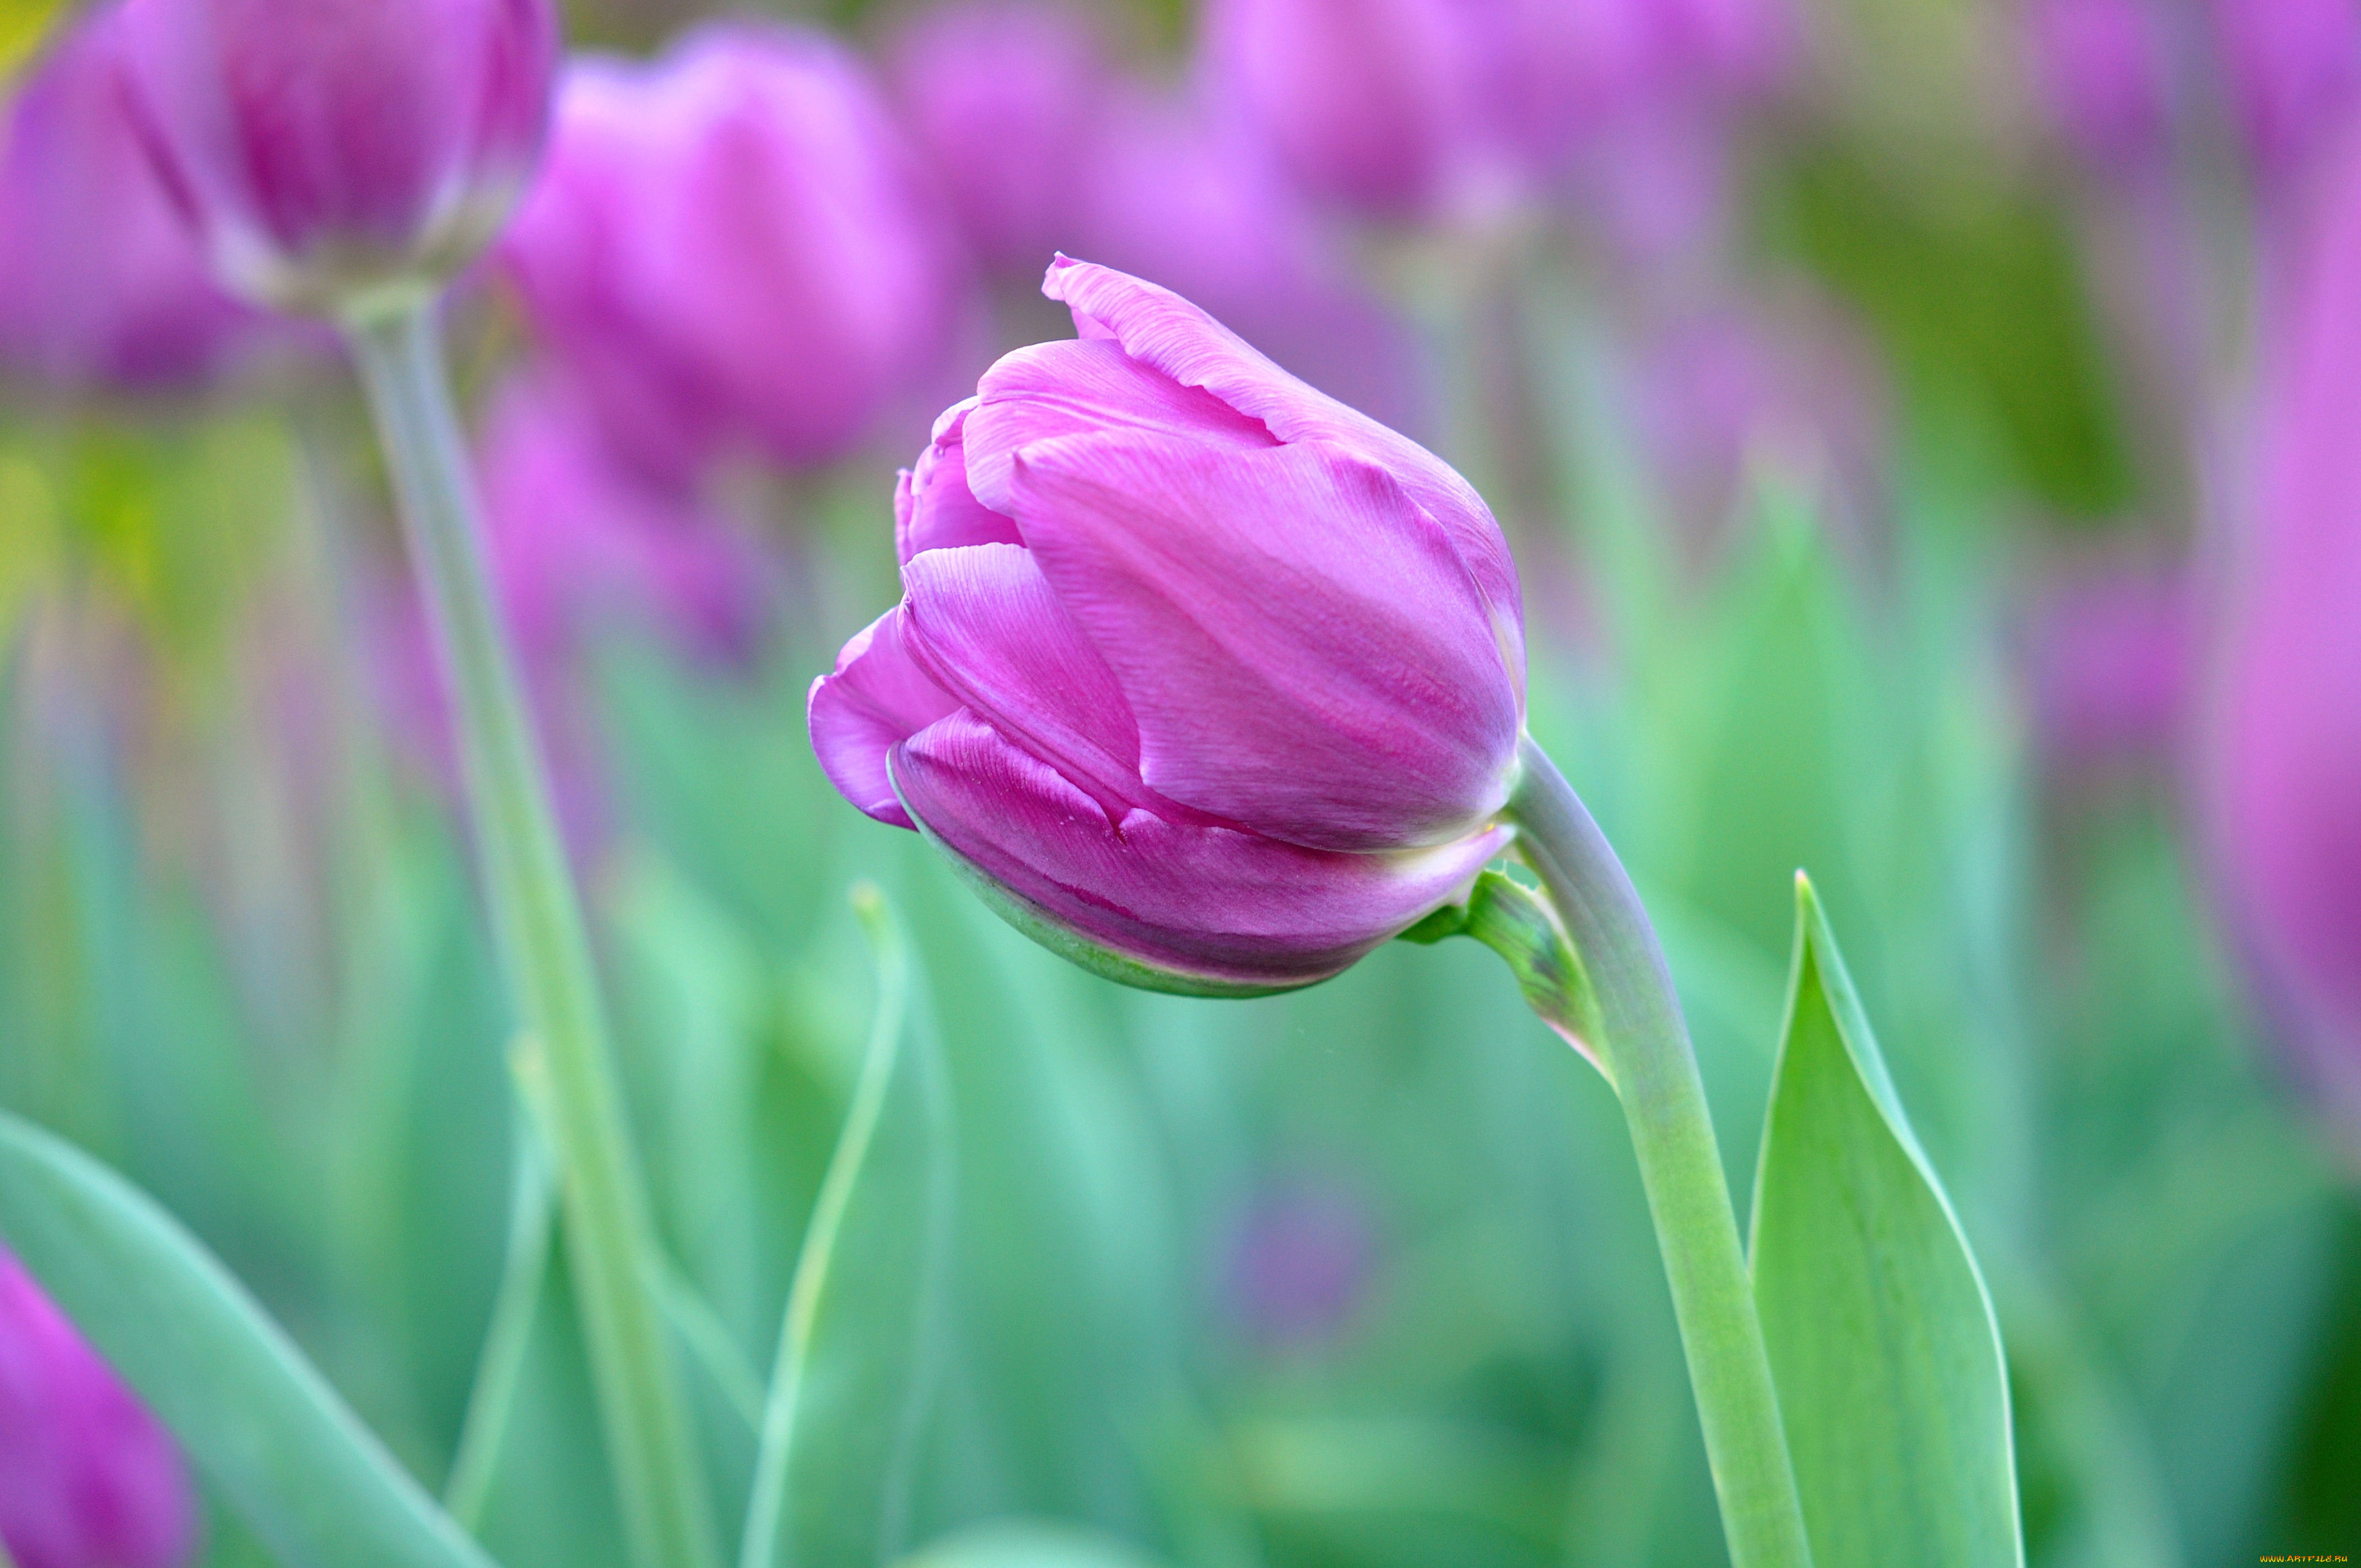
[0,1110,499,1568]
[894,1521,1169,1568]
[1748,877,2024,1567]
[740,883,955,1568]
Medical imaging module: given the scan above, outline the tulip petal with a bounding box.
[899,399,1023,561]
[901,542,1150,813]
[1004,434,1522,851]
[808,608,961,827]
[1042,254,1524,689]
[962,335,1276,513]
[892,710,1510,989]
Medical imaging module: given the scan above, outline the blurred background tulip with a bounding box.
[112,0,561,312]
[0,9,256,390]
[503,23,963,480]
[0,1248,196,1568]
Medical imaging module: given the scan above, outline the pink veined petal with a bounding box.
[961,334,1276,513]
[899,399,1023,562]
[1041,254,1525,693]
[890,709,1510,986]
[807,607,962,827]
[1004,432,1522,852]
[899,542,1151,814]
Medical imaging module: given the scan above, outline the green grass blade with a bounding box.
[739,883,955,1568]
[894,1521,1169,1568]
[0,1111,500,1568]
[1748,876,2024,1567]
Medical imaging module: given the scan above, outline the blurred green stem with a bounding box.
[345,301,718,1568]
[444,1095,554,1532]
[1506,737,1815,1568]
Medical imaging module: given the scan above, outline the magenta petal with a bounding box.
[1005,434,1520,851]
[808,608,962,827]
[901,542,1149,811]
[962,335,1276,513]
[892,710,1510,987]
[1042,256,1524,688]
[899,400,1024,562]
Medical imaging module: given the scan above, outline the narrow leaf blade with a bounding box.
[1748,877,2024,1567]
[740,883,956,1568]
[0,1111,499,1568]
[895,1521,1170,1568]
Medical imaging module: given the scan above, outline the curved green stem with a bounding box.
[1505,736,1814,1568]
[345,302,718,1568]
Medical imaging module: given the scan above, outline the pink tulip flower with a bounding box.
[501,24,963,480]
[2024,0,2173,173]
[2212,0,2361,187]
[809,258,1520,993]
[888,0,1113,277]
[111,0,559,314]
[0,1248,197,1568]
[2207,129,2361,1146]
[0,9,255,388]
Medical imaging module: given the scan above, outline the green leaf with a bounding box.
[894,1521,1169,1568]
[1400,867,1603,1072]
[1748,876,2024,1567]
[739,883,956,1568]
[0,1110,498,1568]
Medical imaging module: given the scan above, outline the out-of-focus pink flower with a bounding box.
[113,0,559,313]
[1630,301,1887,548]
[0,9,254,388]
[378,369,771,855]
[0,1248,197,1568]
[1077,86,1425,432]
[2212,0,2361,186]
[809,258,1519,993]
[477,372,772,670]
[501,24,963,480]
[1201,0,1794,222]
[2024,558,2191,772]
[2024,0,2173,173]
[2207,129,2361,1146]
[888,0,1112,277]
[1225,1178,1378,1348]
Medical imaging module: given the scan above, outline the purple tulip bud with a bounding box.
[0,1248,197,1568]
[2212,0,2361,185]
[1078,86,1426,434]
[111,0,559,314]
[2207,131,2361,1145]
[809,258,1521,994]
[502,24,963,479]
[1204,0,1468,219]
[888,0,1112,277]
[2024,0,2173,172]
[0,10,255,388]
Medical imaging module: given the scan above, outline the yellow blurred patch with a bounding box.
[0,0,70,84]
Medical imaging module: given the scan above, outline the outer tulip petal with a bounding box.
[1042,254,1524,690]
[1004,433,1520,851]
[901,542,1150,813]
[807,608,961,827]
[899,399,1023,562]
[892,710,1510,989]
[962,335,1276,512]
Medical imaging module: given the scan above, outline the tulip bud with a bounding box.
[1,1248,197,1568]
[112,0,559,315]
[2212,0,2361,186]
[2023,0,2173,173]
[501,24,963,480]
[0,10,254,388]
[810,258,1522,994]
[2207,130,2361,1147]
[888,0,1112,277]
